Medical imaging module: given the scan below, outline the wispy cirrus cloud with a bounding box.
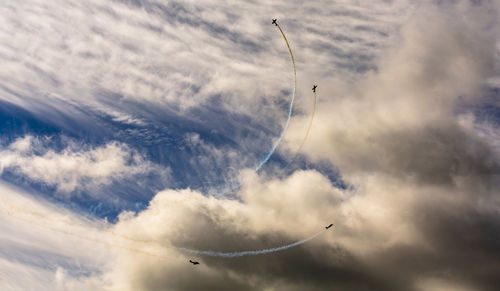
[0,182,112,291]
[0,0,413,183]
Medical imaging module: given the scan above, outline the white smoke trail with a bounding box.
[254,22,297,171]
[295,90,317,154]
[175,230,324,258]
[282,89,318,169]
[212,22,297,199]
[2,198,328,259]
[0,199,168,259]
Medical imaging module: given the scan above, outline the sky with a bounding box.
[0,0,499,290]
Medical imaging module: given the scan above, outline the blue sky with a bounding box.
[1,0,499,290]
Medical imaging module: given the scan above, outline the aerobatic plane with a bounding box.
[189,260,200,265]
[272,19,277,26]
[312,85,317,93]
[325,223,333,229]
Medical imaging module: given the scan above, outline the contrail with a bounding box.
[255,22,296,171]
[175,230,324,258]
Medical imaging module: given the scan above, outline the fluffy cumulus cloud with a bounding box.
[0,136,155,194]
[0,0,499,291]
[281,9,499,201]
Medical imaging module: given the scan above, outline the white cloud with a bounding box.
[0,136,155,194]
[0,1,499,290]
[0,0,413,140]
[283,1,499,178]
[98,2,500,290]
[0,0,419,186]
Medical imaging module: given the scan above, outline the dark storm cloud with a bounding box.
[369,124,500,186]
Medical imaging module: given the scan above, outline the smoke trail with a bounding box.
[281,89,318,170]
[296,90,317,154]
[0,197,156,244]
[175,230,323,258]
[1,196,331,260]
[1,199,327,259]
[0,200,168,259]
[254,22,297,171]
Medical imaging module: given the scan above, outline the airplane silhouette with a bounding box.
[272,19,277,26]
[312,85,317,93]
[189,260,200,265]
[325,224,333,229]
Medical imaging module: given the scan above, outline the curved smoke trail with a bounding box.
[175,230,323,258]
[0,200,168,259]
[0,197,156,244]
[282,89,317,170]
[1,198,328,259]
[2,200,326,259]
[0,22,321,261]
[254,22,297,171]
[296,90,317,154]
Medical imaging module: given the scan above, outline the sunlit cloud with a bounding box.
[0,136,156,194]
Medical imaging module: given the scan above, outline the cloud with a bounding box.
[106,171,363,291]
[286,1,499,180]
[0,0,412,181]
[97,2,500,290]
[0,136,156,194]
[0,0,499,291]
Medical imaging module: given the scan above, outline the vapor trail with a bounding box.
[255,22,296,171]
[175,230,323,258]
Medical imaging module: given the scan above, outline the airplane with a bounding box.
[272,19,277,26]
[325,224,333,229]
[312,85,317,93]
[189,260,200,265]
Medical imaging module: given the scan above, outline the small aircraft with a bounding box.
[272,19,277,26]
[325,224,333,229]
[312,85,317,93]
[189,260,200,265]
